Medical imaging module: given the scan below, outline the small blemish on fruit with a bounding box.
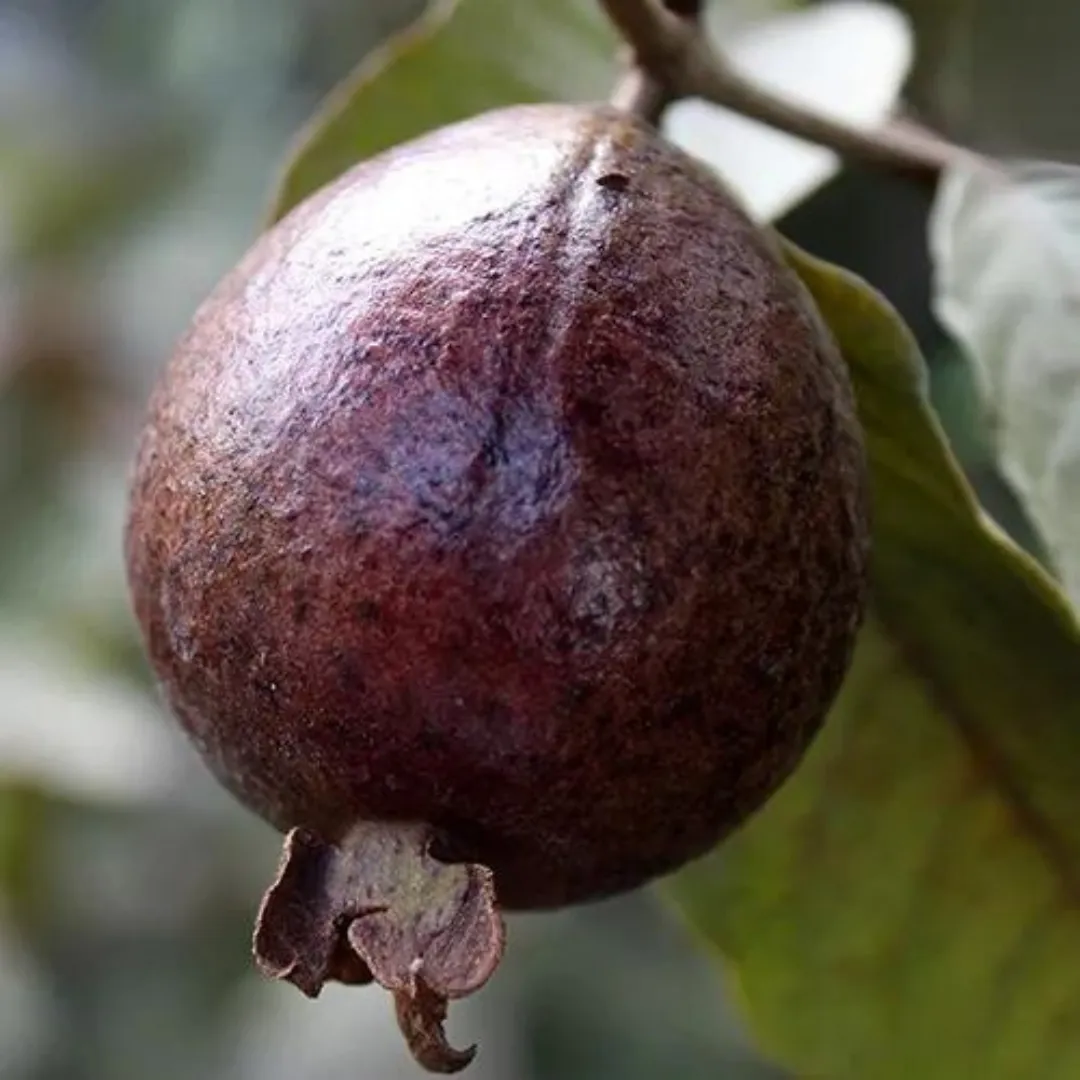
[596,172,629,192]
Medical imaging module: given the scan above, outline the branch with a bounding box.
[608,0,703,125]
[599,0,979,189]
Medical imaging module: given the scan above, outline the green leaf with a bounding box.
[929,159,1080,607]
[270,0,616,221]
[666,243,1080,1079]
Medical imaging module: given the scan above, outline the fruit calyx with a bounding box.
[253,822,505,1073]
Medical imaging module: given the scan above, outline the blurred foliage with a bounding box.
[3,2,1080,1080]
[0,2,786,1079]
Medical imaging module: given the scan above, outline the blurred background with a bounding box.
[0,0,1075,1078]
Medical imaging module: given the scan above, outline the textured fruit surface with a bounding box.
[125,103,869,912]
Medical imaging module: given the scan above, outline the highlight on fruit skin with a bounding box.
[123,102,871,1072]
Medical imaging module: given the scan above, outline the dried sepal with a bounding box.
[253,822,504,1072]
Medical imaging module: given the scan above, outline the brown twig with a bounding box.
[600,0,980,189]
[608,0,702,124]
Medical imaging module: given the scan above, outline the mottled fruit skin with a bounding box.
[125,104,870,910]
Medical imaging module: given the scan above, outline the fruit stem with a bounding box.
[607,0,701,125]
[609,67,670,125]
[252,822,505,1073]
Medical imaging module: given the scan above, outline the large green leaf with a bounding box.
[270,0,616,220]
[666,244,1080,1079]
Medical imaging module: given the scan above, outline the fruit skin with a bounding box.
[125,103,870,911]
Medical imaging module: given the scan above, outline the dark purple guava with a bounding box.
[124,103,869,1072]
